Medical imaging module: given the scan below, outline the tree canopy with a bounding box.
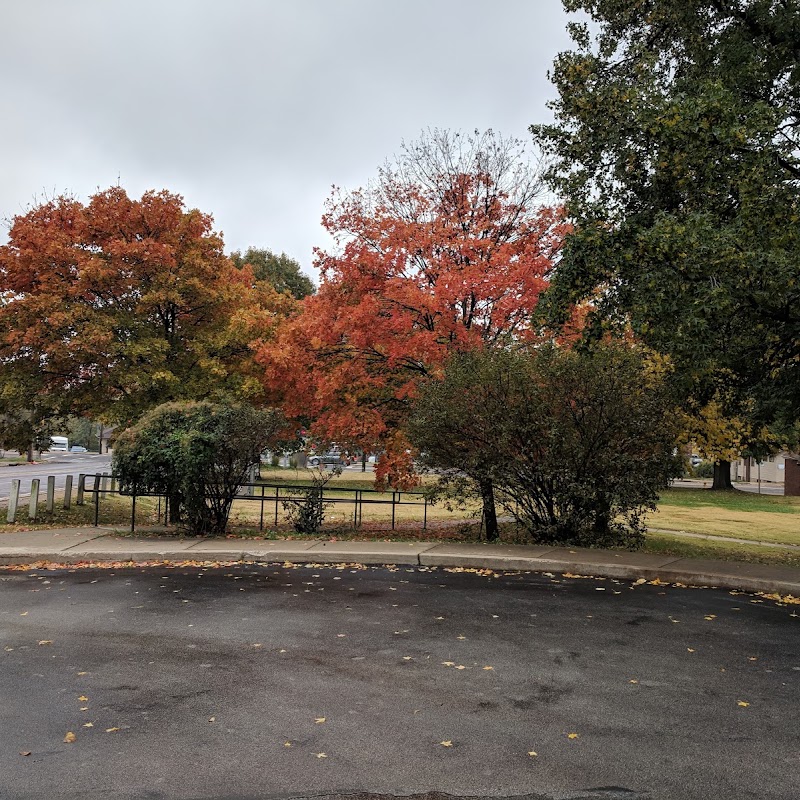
[258,129,571,488]
[230,247,315,300]
[0,188,291,427]
[532,0,800,450]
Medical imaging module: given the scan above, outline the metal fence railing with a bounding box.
[76,475,430,533]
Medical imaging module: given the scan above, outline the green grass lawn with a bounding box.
[646,488,800,545]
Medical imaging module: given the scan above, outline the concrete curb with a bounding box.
[0,530,798,596]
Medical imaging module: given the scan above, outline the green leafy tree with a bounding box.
[531,0,800,488]
[408,342,680,547]
[113,401,285,535]
[231,247,315,300]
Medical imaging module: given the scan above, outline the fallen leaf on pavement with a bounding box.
[19,751,31,757]
[440,740,453,747]
[483,666,494,671]
[38,640,52,646]
[315,717,326,724]
[737,701,750,707]
[78,696,88,702]
[528,751,537,757]
[441,661,455,667]
[567,733,579,740]
[284,741,292,747]
[63,732,76,743]
[105,727,120,733]
[315,752,327,758]
[82,722,93,728]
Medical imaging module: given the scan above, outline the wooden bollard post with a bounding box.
[7,479,20,523]
[64,475,73,509]
[46,476,55,513]
[29,479,40,521]
[101,472,109,499]
[76,474,85,505]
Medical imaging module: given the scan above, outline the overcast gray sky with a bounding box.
[2,0,572,281]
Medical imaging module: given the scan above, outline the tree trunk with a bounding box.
[479,478,499,541]
[168,494,182,524]
[712,460,733,490]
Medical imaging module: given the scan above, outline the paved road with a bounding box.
[0,564,797,800]
[0,454,112,499]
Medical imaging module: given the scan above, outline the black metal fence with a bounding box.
[79,474,430,533]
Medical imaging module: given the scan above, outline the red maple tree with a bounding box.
[258,130,572,497]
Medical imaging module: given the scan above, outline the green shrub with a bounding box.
[408,342,681,549]
[113,401,284,535]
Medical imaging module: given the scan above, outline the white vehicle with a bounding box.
[48,435,69,452]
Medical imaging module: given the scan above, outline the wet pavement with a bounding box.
[0,563,798,799]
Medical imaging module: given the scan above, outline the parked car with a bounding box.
[70,445,88,453]
[307,450,352,467]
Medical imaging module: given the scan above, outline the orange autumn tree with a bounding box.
[259,129,570,532]
[0,187,291,429]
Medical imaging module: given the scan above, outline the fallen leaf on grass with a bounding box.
[63,732,76,743]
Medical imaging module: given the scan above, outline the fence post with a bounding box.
[76,474,85,505]
[46,476,55,513]
[93,473,101,526]
[131,491,136,533]
[7,479,20,523]
[274,486,279,526]
[101,472,109,499]
[259,484,265,531]
[64,475,73,509]
[29,479,40,521]
[391,491,396,530]
[423,495,428,530]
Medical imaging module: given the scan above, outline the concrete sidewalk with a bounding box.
[0,527,798,596]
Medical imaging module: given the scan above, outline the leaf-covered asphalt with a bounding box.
[0,563,797,800]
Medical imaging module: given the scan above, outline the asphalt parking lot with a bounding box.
[0,563,797,800]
